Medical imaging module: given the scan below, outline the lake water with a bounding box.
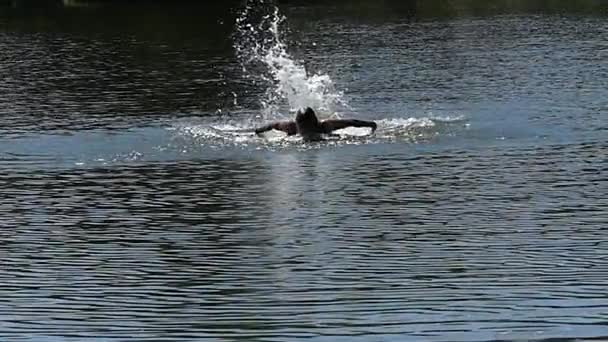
[1,1,607,341]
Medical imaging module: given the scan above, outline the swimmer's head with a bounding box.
[295,107,322,138]
[296,107,318,125]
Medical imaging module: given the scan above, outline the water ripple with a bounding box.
[1,141,606,341]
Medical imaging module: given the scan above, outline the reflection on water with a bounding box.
[1,1,607,341]
[1,142,606,341]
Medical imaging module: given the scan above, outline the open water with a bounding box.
[0,1,607,341]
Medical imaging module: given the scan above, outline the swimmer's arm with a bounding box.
[255,121,297,135]
[321,119,377,134]
[254,124,275,135]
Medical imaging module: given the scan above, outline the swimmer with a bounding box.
[255,107,377,141]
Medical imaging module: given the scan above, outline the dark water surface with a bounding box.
[1,1,607,341]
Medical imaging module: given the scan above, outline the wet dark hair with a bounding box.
[295,107,320,134]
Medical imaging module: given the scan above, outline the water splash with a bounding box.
[234,0,349,119]
[170,1,470,149]
[172,115,466,149]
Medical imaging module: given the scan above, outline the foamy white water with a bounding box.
[165,2,471,149]
[234,0,349,119]
[171,115,466,149]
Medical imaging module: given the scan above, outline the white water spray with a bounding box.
[170,1,468,148]
[234,1,349,119]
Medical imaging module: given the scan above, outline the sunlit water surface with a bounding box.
[0,2,607,341]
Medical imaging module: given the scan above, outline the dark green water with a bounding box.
[1,1,607,341]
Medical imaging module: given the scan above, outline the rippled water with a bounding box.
[1,1,607,341]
